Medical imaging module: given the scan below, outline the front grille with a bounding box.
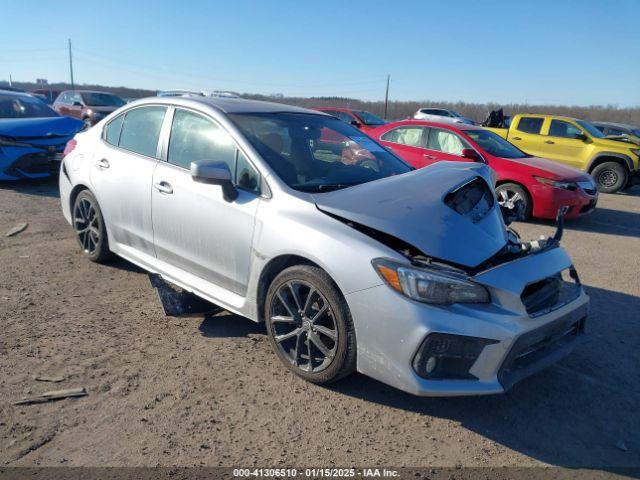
[580,200,597,213]
[521,269,581,317]
[498,312,586,391]
[5,145,65,177]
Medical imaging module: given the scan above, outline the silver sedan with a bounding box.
[59,97,588,396]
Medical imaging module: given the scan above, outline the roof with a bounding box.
[137,95,327,115]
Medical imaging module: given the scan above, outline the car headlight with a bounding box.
[372,258,490,305]
[533,176,577,190]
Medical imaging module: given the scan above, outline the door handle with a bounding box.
[512,136,522,141]
[545,140,555,144]
[96,158,110,169]
[154,181,173,194]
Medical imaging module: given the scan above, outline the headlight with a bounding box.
[372,258,490,305]
[533,176,577,190]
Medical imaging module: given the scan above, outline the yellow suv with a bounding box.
[486,114,640,193]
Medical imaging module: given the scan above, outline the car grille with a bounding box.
[5,148,63,176]
[498,310,586,391]
[520,270,582,317]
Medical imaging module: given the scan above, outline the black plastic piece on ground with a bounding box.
[148,273,222,317]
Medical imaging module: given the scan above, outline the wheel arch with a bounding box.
[69,183,92,213]
[494,179,533,204]
[587,153,632,173]
[256,254,326,323]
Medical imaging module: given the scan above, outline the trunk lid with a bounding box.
[313,162,509,268]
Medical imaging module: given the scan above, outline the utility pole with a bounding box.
[68,39,75,89]
[8,74,12,86]
[383,74,390,120]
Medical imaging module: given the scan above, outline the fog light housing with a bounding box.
[412,333,498,380]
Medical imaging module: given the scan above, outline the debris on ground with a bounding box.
[33,375,66,383]
[5,222,28,237]
[13,387,87,405]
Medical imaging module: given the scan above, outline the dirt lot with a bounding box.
[1,178,639,470]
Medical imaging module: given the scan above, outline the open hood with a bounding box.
[0,116,84,139]
[313,162,509,268]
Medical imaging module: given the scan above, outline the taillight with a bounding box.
[63,139,77,157]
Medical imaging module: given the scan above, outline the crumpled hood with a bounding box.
[0,116,84,139]
[313,162,509,268]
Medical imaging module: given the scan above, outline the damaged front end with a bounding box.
[314,162,568,278]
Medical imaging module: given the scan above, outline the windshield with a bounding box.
[81,92,125,107]
[464,129,528,159]
[354,110,386,125]
[229,113,412,192]
[450,110,463,117]
[633,129,640,137]
[0,94,59,118]
[576,120,605,138]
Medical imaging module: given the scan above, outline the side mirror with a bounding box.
[461,148,485,163]
[72,101,83,107]
[349,120,362,128]
[575,133,589,142]
[191,160,238,202]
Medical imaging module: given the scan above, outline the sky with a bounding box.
[2,0,639,106]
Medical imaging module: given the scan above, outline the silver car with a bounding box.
[59,97,588,396]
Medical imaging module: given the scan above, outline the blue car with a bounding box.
[0,90,83,181]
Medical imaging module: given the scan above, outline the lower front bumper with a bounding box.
[0,150,63,181]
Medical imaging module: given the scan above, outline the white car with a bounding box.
[414,108,475,125]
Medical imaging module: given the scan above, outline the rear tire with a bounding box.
[591,162,627,193]
[495,183,532,221]
[72,190,112,263]
[265,265,356,385]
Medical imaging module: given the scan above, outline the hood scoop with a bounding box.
[313,162,508,269]
[444,176,495,223]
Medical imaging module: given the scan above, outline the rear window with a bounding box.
[118,106,166,157]
[516,117,544,134]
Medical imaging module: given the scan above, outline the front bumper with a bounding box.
[346,247,588,396]
[0,145,66,181]
[531,183,598,220]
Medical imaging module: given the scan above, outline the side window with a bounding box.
[57,92,68,104]
[168,109,261,195]
[548,120,582,139]
[516,117,544,134]
[104,114,124,146]
[608,128,625,136]
[235,150,260,194]
[381,126,426,147]
[119,106,167,157]
[71,93,82,105]
[335,111,355,124]
[168,109,236,170]
[427,128,467,155]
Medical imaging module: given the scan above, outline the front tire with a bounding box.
[72,190,112,263]
[265,265,356,384]
[591,162,627,193]
[496,183,532,221]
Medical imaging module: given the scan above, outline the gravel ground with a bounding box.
[0,178,639,470]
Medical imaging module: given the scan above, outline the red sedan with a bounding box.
[368,121,598,220]
[314,107,386,133]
